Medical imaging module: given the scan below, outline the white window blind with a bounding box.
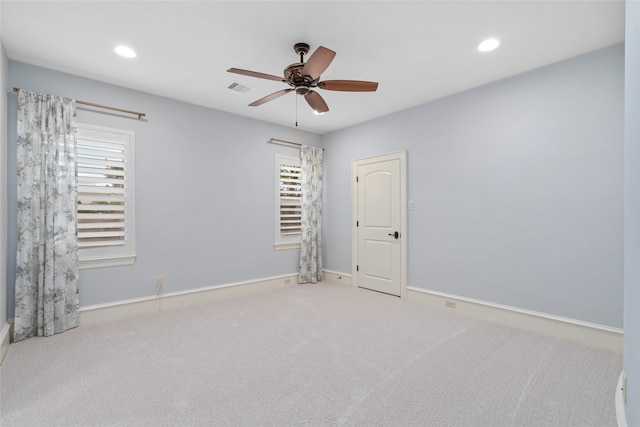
[279,162,302,236]
[77,140,126,248]
[76,124,135,268]
[275,154,301,250]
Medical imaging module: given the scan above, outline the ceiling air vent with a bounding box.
[227,82,253,93]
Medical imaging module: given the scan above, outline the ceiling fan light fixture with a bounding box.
[295,86,311,96]
[478,38,501,52]
[313,110,325,116]
[114,45,137,58]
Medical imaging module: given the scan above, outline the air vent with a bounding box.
[227,82,253,93]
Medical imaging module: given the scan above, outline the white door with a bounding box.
[352,152,406,297]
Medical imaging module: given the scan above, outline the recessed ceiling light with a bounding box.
[114,45,136,58]
[478,38,501,52]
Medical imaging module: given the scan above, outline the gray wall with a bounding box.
[4,45,625,331]
[6,61,321,313]
[323,44,624,328]
[624,1,639,424]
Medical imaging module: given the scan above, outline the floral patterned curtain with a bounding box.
[299,145,323,283]
[14,90,80,342]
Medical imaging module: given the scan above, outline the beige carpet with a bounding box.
[0,282,621,426]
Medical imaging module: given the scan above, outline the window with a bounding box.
[76,123,135,268]
[275,154,301,250]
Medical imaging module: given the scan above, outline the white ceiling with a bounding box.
[1,1,625,134]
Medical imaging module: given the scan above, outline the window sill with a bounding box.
[274,243,301,251]
[80,255,136,270]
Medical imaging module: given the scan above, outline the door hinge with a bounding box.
[356,176,359,183]
[357,265,359,272]
[357,220,359,227]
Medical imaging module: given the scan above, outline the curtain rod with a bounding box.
[269,138,301,148]
[268,138,324,150]
[12,87,146,120]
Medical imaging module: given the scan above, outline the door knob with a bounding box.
[388,231,399,239]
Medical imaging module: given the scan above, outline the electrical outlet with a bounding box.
[156,277,163,296]
[445,300,456,309]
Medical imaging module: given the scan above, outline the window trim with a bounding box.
[76,123,136,269]
[274,154,301,250]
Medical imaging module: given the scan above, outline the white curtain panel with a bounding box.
[299,145,323,283]
[14,90,80,342]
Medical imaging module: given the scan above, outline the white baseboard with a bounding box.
[406,286,623,352]
[616,370,627,427]
[80,273,298,327]
[0,321,11,364]
[322,269,353,286]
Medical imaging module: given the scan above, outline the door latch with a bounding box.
[388,231,400,239]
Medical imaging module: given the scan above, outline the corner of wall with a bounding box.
[1,5,10,361]
[624,1,640,426]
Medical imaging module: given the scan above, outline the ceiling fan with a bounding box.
[227,42,378,114]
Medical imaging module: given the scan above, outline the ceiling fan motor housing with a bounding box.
[284,63,318,91]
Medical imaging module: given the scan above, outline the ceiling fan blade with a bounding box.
[227,68,285,82]
[304,90,329,113]
[301,46,336,80]
[249,89,294,107]
[318,80,379,92]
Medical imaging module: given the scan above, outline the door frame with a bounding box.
[351,150,408,299]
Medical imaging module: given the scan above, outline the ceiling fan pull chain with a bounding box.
[295,93,298,127]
